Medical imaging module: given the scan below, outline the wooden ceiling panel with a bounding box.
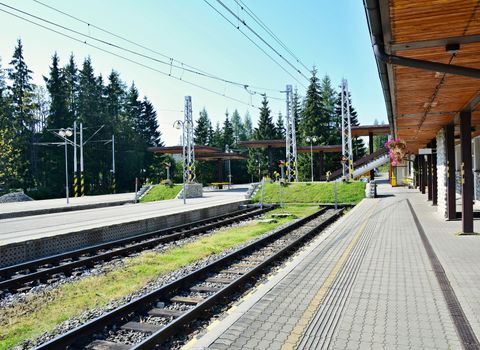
[390,0,480,43]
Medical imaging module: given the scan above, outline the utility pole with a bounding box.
[80,122,85,196]
[73,120,78,197]
[112,134,116,193]
[284,84,298,182]
[341,79,353,180]
[184,96,195,184]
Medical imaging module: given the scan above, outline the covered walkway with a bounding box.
[186,182,480,349]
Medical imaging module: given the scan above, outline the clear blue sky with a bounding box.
[0,0,387,145]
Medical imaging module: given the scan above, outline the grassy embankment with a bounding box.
[140,184,182,203]
[254,181,366,204]
[0,205,318,350]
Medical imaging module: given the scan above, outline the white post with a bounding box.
[80,122,84,196]
[64,138,69,204]
[73,120,77,197]
[310,141,314,182]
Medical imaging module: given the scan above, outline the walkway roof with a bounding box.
[147,145,221,154]
[350,124,390,137]
[364,0,480,153]
[239,140,342,152]
[195,152,248,161]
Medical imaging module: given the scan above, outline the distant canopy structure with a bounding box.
[147,145,247,183]
[238,140,342,179]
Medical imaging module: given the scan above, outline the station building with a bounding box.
[364,0,480,233]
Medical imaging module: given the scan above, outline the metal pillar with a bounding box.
[432,139,437,206]
[341,79,353,179]
[285,84,298,182]
[421,156,427,194]
[460,111,474,233]
[446,124,456,220]
[112,134,116,193]
[369,131,375,179]
[183,96,195,183]
[73,121,78,197]
[267,146,273,178]
[80,122,85,196]
[427,142,433,201]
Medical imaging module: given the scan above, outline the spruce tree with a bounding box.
[243,111,253,140]
[222,111,234,148]
[231,109,245,145]
[254,96,276,140]
[211,122,223,148]
[275,112,285,139]
[105,70,126,130]
[63,53,78,121]
[373,119,388,151]
[292,88,302,135]
[194,108,211,145]
[8,39,35,188]
[139,97,161,147]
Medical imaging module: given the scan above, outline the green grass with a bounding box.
[254,181,366,204]
[0,205,317,350]
[140,184,182,203]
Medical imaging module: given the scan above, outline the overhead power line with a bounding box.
[233,0,311,73]
[203,0,307,89]
[1,1,283,101]
[0,6,258,108]
[211,0,310,82]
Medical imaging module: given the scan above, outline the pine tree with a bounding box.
[254,96,276,140]
[63,53,78,121]
[139,97,161,147]
[222,111,234,148]
[7,39,35,188]
[211,122,223,148]
[275,112,285,139]
[194,108,211,145]
[243,111,253,140]
[231,109,245,145]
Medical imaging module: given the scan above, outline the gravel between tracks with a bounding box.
[10,216,300,350]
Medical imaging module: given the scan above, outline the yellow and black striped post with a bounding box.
[80,172,85,196]
[73,173,79,197]
[112,175,116,194]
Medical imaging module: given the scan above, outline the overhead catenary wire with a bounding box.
[31,0,284,96]
[202,0,307,89]
[0,1,283,101]
[212,0,310,82]
[0,6,257,108]
[233,0,311,73]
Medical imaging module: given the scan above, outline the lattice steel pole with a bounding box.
[285,85,298,182]
[341,79,353,180]
[184,96,195,184]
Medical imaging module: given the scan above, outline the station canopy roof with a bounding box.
[148,145,221,154]
[147,145,246,161]
[195,152,248,161]
[365,0,480,153]
[350,124,390,137]
[239,140,342,152]
[297,145,342,153]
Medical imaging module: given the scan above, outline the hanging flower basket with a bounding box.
[385,138,407,166]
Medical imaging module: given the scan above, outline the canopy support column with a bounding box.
[432,139,437,206]
[369,131,375,180]
[427,142,433,201]
[446,124,456,220]
[460,111,474,233]
[421,155,427,194]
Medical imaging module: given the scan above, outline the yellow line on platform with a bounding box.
[281,203,377,350]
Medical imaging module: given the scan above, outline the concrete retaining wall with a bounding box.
[0,200,247,268]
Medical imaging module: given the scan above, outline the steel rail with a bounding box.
[0,206,272,292]
[35,207,343,350]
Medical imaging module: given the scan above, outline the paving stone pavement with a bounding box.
[187,184,472,350]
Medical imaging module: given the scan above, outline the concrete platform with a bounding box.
[186,182,480,349]
[0,192,136,219]
[0,187,249,267]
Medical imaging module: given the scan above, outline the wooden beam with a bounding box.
[391,34,480,52]
[460,111,474,233]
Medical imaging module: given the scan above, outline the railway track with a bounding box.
[0,206,272,294]
[34,207,343,350]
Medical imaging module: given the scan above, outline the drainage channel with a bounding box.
[407,199,480,350]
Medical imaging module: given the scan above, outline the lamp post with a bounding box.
[225,145,233,189]
[174,119,192,204]
[305,136,317,182]
[58,128,73,204]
